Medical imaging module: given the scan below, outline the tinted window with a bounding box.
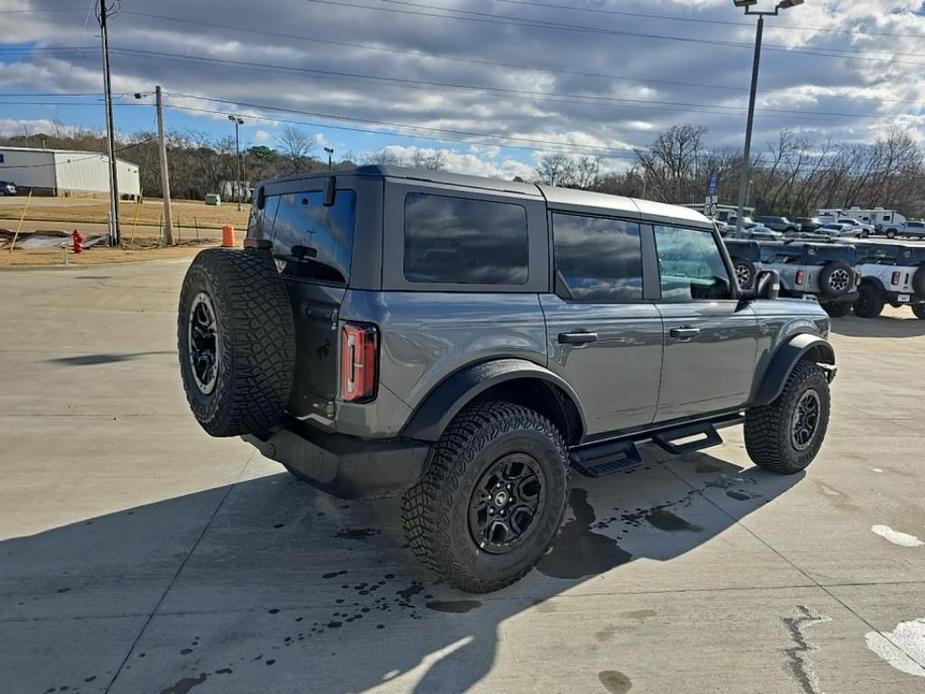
[269,190,356,284]
[404,193,528,284]
[248,194,279,239]
[654,226,733,301]
[552,213,643,302]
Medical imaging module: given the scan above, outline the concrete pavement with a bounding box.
[2,260,925,693]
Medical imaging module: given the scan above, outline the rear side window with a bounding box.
[552,213,643,302]
[403,193,528,284]
[268,190,356,284]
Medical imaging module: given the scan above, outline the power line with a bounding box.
[483,0,925,42]
[103,45,905,123]
[309,0,925,66]
[122,9,747,94]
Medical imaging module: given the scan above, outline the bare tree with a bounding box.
[535,152,575,187]
[275,127,317,174]
[411,149,448,171]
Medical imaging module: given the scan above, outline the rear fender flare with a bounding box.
[401,359,587,442]
[752,334,835,406]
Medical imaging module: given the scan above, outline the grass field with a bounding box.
[0,238,217,268]
[0,197,251,229]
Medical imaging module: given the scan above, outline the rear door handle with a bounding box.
[670,327,700,341]
[558,331,598,345]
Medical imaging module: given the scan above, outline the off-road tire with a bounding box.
[822,302,849,318]
[912,267,925,297]
[744,359,830,475]
[818,261,854,298]
[401,401,570,593]
[178,248,295,437]
[853,284,885,319]
[732,258,757,290]
[912,303,925,320]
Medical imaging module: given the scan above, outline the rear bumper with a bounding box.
[243,424,431,499]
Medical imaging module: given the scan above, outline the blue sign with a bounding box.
[708,173,719,196]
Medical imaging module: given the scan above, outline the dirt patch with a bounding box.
[0,239,218,268]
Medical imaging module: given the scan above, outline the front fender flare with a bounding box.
[752,334,836,407]
[401,358,587,442]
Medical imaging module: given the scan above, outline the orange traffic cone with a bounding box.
[222,224,236,247]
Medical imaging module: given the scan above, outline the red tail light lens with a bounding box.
[341,323,378,402]
[892,271,902,285]
[795,270,805,285]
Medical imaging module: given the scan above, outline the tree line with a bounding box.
[3,121,923,217]
[536,125,925,218]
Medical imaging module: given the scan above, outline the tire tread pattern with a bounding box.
[178,248,295,437]
[401,401,569,593]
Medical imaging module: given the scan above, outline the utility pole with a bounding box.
[324,146,334,172]
[98,0,121,245]
[734,14,763,236]
[228,115,244,211]
[155,86,174,245]
[732,0,804,235]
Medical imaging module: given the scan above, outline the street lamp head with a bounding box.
[777,0,804,8]
[324,147,334,155]
[732,0,758,7]
[133,92,143,100]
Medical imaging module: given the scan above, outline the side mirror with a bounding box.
[755,270,780,300]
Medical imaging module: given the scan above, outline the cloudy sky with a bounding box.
[1,0,925,178]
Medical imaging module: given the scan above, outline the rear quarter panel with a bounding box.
[337,290,548,438]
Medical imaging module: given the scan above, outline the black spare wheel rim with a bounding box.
[468,453,546,554]
[790,389,821,451]
[188,291,220,394]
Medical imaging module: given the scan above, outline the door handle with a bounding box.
[558,331,598,345]
[670,327,700,341]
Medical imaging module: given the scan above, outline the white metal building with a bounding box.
[0,146,140,199]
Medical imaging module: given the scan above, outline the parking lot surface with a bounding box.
[2,260,925,693]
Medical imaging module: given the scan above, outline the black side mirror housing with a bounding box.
[255,186,265,210]
[754,269,781,301]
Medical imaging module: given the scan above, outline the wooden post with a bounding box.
[8,189,33,253]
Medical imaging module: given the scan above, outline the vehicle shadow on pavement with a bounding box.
[2,449,802,694]
[830,314,925,338]
[46,351,175,366]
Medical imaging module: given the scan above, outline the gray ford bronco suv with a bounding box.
[178,166,836,593]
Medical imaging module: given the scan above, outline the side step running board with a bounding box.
[652,422,723,456]
[570,440,643,478]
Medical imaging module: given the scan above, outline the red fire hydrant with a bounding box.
[72,229,84,254]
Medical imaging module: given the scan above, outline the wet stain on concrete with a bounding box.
[397,582,425,602]
[595,624,619,642]
[334,528,380,541]
[425,600,481,613]
[645,508,701,532]
[621,609,657,621]
[322,570,348,579]
[695,464,723,473]
[726,490,752,501]
[598,670,632,693]
[537,488,631,580]
[159,672,208,694]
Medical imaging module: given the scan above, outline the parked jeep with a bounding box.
[852,242,925,319]
[725,238,859,317]
[178,167,837,593]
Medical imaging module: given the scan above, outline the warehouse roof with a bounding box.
[0,145,139,167]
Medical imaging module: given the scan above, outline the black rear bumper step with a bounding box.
[570,440,642,478]
[652,422,724,455]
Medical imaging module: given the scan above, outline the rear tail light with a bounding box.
[795,270,805,286]
[341,323,378,402]
[892,271,902,285]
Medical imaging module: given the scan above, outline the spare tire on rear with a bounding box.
[178,248,295,437]
[912,266,925,297]
[818,261,854,298]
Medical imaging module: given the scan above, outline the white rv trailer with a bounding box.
[815,207,906,232]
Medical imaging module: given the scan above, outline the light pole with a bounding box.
[732,0,803,234]
[324,146,334,172]
[228,115,244,211]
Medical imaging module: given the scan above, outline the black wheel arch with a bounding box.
[751,334,835,407]
[859,276,887,295]
[401,359,587,445]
